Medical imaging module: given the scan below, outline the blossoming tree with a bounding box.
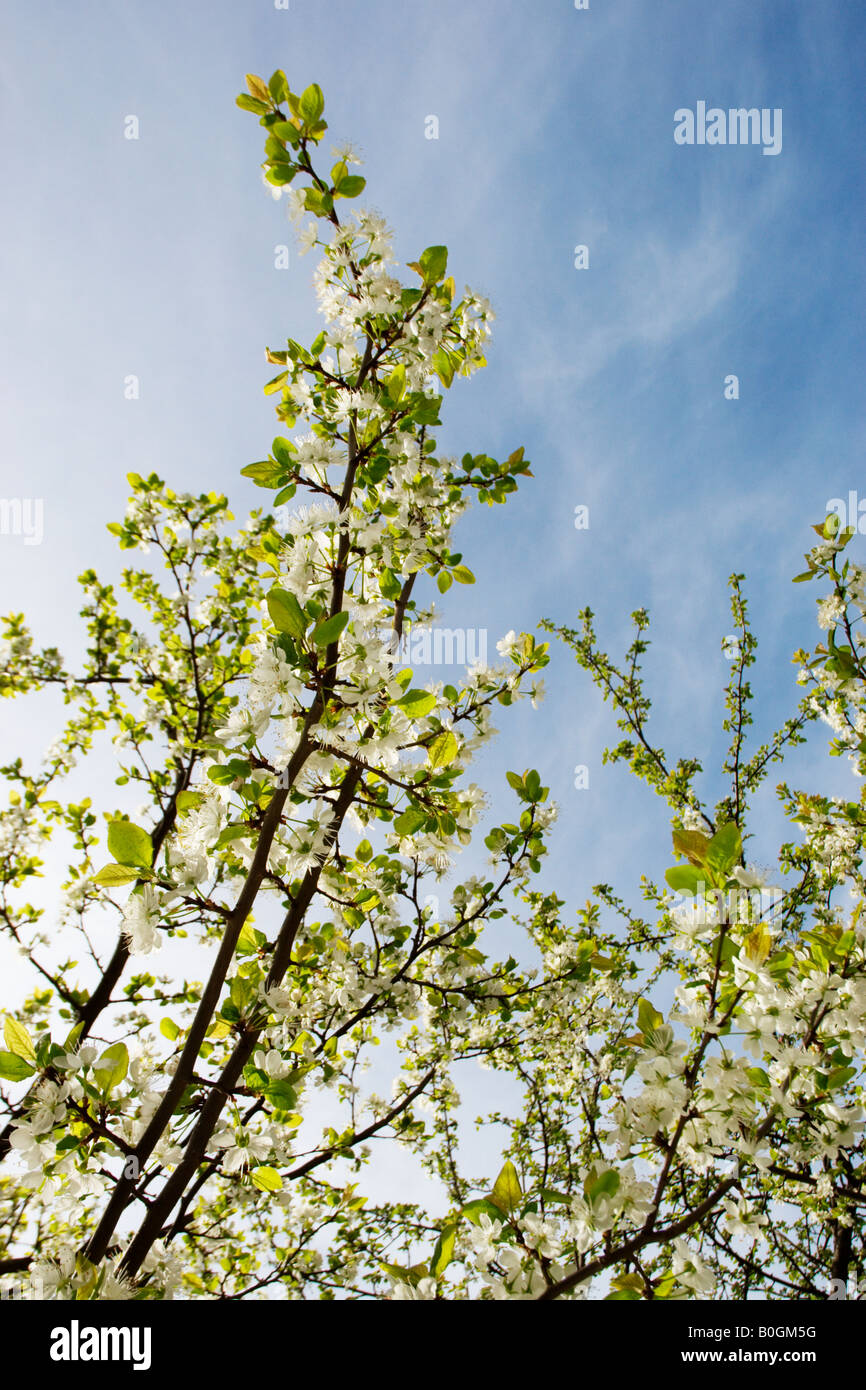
[0,71,863,1301]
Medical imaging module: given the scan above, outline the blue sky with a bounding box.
[1,0,864,967]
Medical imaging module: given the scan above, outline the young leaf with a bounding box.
[336,174,365,198]
[94,863,150,886]
[490,1159,522,1215]
[268,69,289,104]
[272,440,296,471]
[393,807,427,836]
[461,1197,507,1226]
[637,998,663,1036]
[4,1017,36,1064]
[706,821,742,877]
[272,120,301,145]
[107,820,153,870]
[240,460,286,488]
[0,1051,34,1082]
[379,567,403,601]
[418,245,448,285]
[432,348,455,389]
[267,587,307,640]
[251,1165,283,1192]
[298,83,325,124]
[311,610,349,647]
[586,1169,620,1205]
[93,1042,129,1095]
[236,93,270,115]
[431,1222,457,1279]
[245,73,271,103]
[396,689,436,719]
[266,164,297,187]
[671,828,710,866]
[664,865,709,896]
[428,730,458,769]
[266,1080,297,1111]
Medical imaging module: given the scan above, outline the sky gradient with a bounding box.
[1,1,864,1191]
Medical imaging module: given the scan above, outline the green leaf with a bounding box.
[671,828,710,866]
[94,863,149,887]
[385,364,406,404]
[637,998,663,1036]
[263,370,289,396]
[431,1222,457,1279]
[379,1261,429,1287]
[93,1042,129,1095]
[379,568,403,601]
[265,138,293,165]
[271,437,295,468]
[0,1051,34,1081]
[160,1018,180,1042]
[586,1169,620,1205]
[303,187,333,217]
[826,1065,856,1090]
[251,1165,283,1192]
[266,164,297,187]
[451,565,475,585]
[245,73,271,103]
[428,730,458,769]
[745,1067,771,1090]
[461,1197,506,1226]
[490,1159,522,1215]
[432,348,455,389]
[3,1018,35,1064]
[524,769,543,802]
[396,689,436,719]
[207,759,251,786]
[266,1080,297,1111]
[236,920,265,955]
[311,610,349,647]
[268,69,289,104]
[436,571,453,593]
[267,587,307,640]
[336,174,365,198]
[107,820,152,870]
[240,459,286,488]
[393,807,427,836]
[417,245,448,285]
[217,824,252,849]
[706,821,742,876]
[664,865,709,895]
[236,93,270,115]
[299,83,325,124]
[355,839,373,863]
[272,121,301,145]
